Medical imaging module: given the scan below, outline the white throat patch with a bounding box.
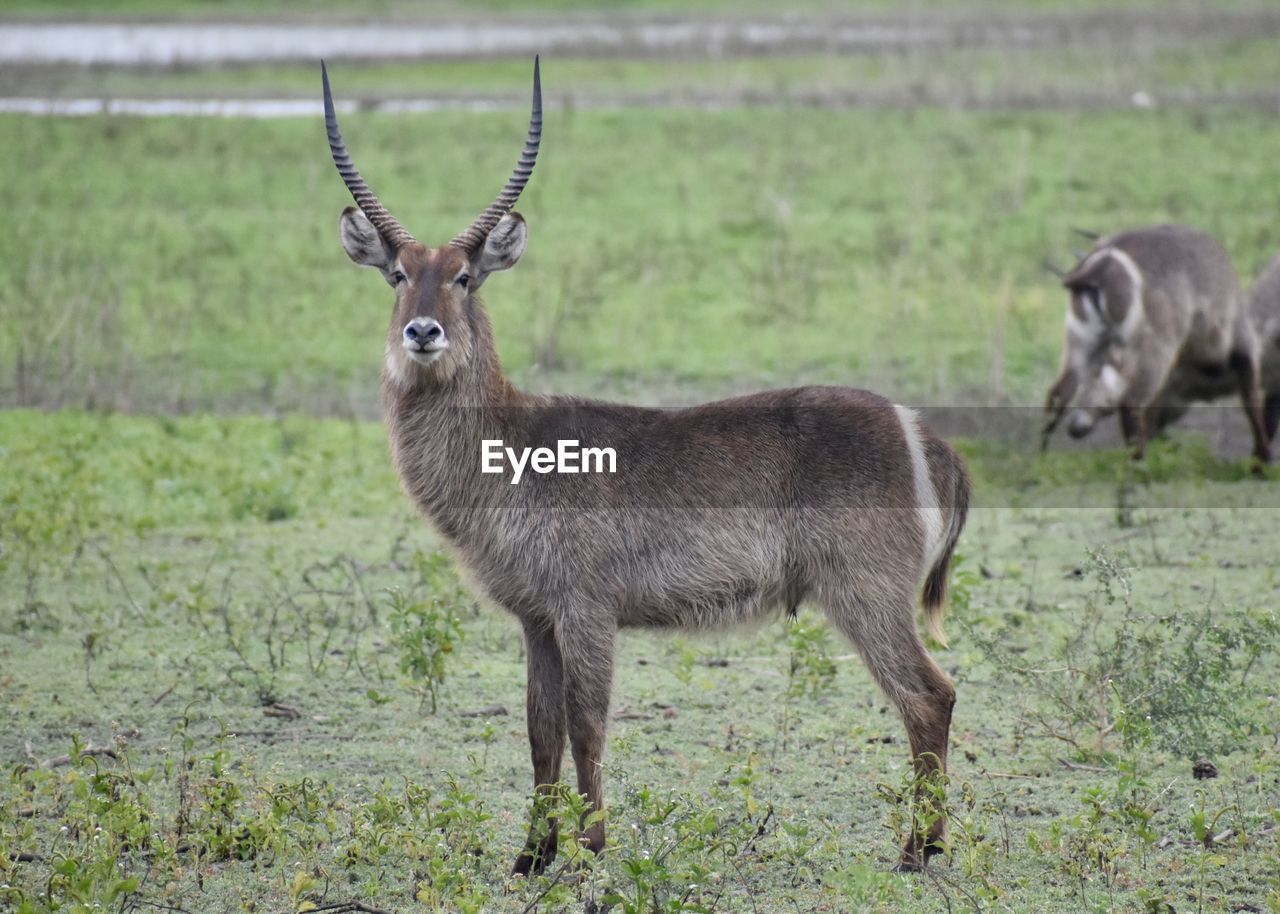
[384,343,409,387]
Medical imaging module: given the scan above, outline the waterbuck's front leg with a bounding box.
[1041,368,1079,451]
[562,620,615,859]
[513,621,567,876]
[1118,405,1148,460]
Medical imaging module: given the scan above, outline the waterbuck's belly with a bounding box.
[461,498,929,633]
[618,577,791,630]
[615,518,795,629]
[1162,360,1238,405]
[462,505,796,626]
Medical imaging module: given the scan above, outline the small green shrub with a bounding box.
[386,550,469,714]
[966,548,1278,760]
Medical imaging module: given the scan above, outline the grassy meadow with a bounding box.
[2,411,1278,913]
[2,6,1280,914]
[4,105,1280,412]
[9,38,1280,103]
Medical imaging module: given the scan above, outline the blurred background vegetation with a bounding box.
[3,1,1280,417]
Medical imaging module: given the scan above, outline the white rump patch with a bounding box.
[1105,247,1145,339]
[1064,247,1145,340]
[894,405,945,582]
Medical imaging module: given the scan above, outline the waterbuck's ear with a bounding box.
[470,212,528,289]
[338,206,395,275]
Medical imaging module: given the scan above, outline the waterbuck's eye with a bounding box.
[390,270,407,286]
[456,273,470,290]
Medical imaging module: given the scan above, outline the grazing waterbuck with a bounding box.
[321,59,970,874]
[1041,224,1272,463]
[1246,253,1280,447]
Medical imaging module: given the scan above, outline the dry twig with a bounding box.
[458,704,508,718]
[305,902,396,914]
[263,701,303,719]
[41,744,119,768]
[1058,758,1106,773]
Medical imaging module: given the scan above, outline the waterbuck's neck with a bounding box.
[379,298,534,540]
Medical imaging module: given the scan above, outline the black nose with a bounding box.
[404,320,443,343]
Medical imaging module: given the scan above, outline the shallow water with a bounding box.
[0,20,965,66]
[0,96,510,117]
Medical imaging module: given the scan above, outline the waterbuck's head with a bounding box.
[322,58,541,386]
[1044,244,1145,439]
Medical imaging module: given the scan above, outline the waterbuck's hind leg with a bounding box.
[1229,349,1272,464]
[1265,393,1280,446]
[820,589,956,872]
[893,682,956,873]
[513,622,568,876]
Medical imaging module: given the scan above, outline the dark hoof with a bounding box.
[894,839,945,873]
[512,836,558,877]
[512,852,548,877]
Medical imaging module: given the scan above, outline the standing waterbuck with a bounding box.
[321,58,970,874]
[1042,225,1272,463]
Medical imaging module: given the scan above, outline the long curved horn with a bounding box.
[451,56,542,254]
[321,60,417,250]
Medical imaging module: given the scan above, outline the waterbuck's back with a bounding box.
[1103,225,1243,361]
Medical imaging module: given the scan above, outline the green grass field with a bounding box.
[4,105,1280,413]
[1,411,1277,913]
[8,38,1280,102]
[2,9,1280,914]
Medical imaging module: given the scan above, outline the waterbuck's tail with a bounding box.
[922,452,971,647]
